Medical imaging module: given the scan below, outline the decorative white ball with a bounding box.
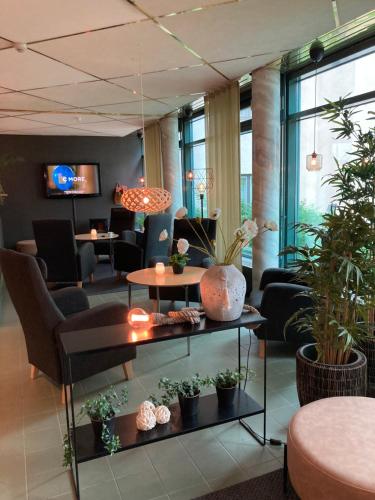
[136,410,156,431]
[138,401,155,414]
[154,405,171,425]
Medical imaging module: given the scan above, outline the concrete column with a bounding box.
[252,66,280,289]
[160,113,182,215]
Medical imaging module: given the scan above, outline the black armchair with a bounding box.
[94,208,135,258]
[250,268,313,356]
[0,249,136,403]
[114,213,172,276]
[33,219,96,287]
[149,217,216,304]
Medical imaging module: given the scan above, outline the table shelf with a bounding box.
[75,389,263,464]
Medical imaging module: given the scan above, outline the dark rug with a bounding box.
[195,469,298,500]
[84,260,145,296]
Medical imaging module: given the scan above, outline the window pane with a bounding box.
[297,101,374,246]
[290,51,375,113]
[240,105,252,122]
[190,115,205,142]
[240,131,252,266]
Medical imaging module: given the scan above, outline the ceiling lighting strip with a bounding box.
[158,0,241,19]
[126,0,230,81]
[0,108,155,117]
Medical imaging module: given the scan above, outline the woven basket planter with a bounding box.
[359,337,375,397]
[296,344,367,406]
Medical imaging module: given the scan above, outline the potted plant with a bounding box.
[281,98,373,405]
[151,374,211,417]
[209,367,255,407]
[160,213,277,321]
[169,238,190,274]
[63,386,127,466]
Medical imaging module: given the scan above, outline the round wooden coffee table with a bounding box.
[127,266,207,355]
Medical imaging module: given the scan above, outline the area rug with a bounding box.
[195,469,298,500]
[84,261,145,296]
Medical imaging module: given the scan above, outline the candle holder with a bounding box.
[90,228,97,239]
[155,262,165,275]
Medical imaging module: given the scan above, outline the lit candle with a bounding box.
[90,228,97,239]
[155,262,165,275]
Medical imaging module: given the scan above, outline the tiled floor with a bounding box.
[0,281,299,500]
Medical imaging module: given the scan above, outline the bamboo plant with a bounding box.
[282,97,375,364]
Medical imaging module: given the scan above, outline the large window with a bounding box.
[240,90,252,267]
[283,45,375,258]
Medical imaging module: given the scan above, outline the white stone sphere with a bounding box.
[136,410,156,431]
[154,405,171,424]
[138,401,155,414]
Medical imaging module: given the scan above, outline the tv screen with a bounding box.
[44,163,101,198]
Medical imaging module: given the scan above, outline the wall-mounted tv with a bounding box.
[44,163,101,198]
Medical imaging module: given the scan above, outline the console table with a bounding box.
[60,312,267,499]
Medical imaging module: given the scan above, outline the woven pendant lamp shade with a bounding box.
[121,187,172,213]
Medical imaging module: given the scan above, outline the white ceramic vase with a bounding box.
[200,264,246,321]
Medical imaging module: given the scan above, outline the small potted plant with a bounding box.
[63,386,127,466]
[169,238,190,274]
[151,374,211,417]
[209,367,254,407]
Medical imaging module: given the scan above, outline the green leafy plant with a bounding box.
[62,386,128,466]
[208,367,255,389]
[281,97,375,364]
[169,252,190,266]
[150,374,211,406]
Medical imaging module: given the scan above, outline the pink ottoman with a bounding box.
[288,397,375,499]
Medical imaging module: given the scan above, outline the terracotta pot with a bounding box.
[200,264,246,321]
[296,344,367,406]
[172,263,184,275]
[359,336,375,397]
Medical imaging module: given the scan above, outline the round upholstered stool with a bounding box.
[288,397,375,499]
[16,239,37,256]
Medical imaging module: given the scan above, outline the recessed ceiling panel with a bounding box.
[212,52,283,79]
[89,99,172,116]
[0,92,70,115]
[0,0,145,43]
[33,22,200,79]
[162,0,335,63]
[69,121,139,137]
[27,80,138,107]
[336,0,375,25]
[0,116,54,130]
[25,110,112,127]
[135,0,234,17]
[1,126,106,136]
[0,49,93,91]
[159,95,200,109]
[110,64,226,98]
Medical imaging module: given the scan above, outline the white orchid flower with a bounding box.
[210,208,222,220]
[175,206,188,219]
[264,220,278,231]
[177,238,189,255]
[242,219,258,239]
[159,229,168,242]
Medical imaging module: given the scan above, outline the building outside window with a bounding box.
[283,45,375,261]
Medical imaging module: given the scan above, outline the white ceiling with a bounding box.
[0,0,373,137]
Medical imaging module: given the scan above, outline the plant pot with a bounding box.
[91,416,115,441]
[172,263,184,275]
[359,336,375,397]
[200,264,246,321]
[216,385,236,407]
[178,392,200,417]
[296,343,367,406]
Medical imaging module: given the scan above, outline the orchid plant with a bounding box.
[159,208,278,266]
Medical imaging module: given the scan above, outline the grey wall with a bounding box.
[0,133,142,248]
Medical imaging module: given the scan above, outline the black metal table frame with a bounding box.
[62,321,267,499]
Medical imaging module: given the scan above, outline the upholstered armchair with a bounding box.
[0,249,136,403]
[114,213,172,276]
[33,219,96,287]
[249,268,313,356]
[94,208,135,258]
[149,217,217,304]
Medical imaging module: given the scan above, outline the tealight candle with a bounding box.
[90,228,97,238]
[155,262,165,275]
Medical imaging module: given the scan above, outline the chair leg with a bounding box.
[258,340,265,359]
[122,361,134,380]
[30,364,39,379]
[77,281,83,288]
[152,300,158,312]
[96,255,100,263]
[89,273,94,283]
[61,384,74,405]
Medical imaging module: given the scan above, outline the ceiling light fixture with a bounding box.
[306,40,324,172]
[14,42,28,53]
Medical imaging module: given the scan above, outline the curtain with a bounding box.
[205,82,241,265]
[144,122,163,188]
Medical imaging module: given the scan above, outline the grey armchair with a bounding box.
[94,208,136,258]
[33,219,96,287]
[0,249,136,403]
